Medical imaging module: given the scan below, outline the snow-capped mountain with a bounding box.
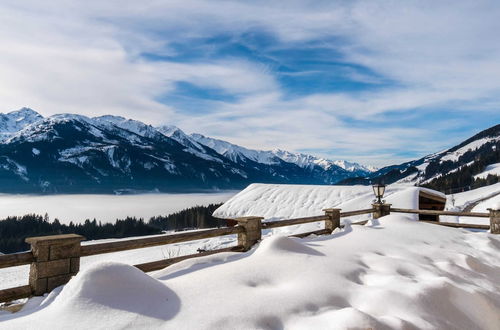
[189,134,373,177]
[0,108,43,141]
[341,123,500,192]
[0,108,374,193]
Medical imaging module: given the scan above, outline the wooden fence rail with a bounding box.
[391,208,490,218]
[419,221,490,230]
[81,226,244,257]
[0,252,34,269]
[0,203,498,304]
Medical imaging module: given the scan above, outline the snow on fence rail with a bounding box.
[0,205,499,304]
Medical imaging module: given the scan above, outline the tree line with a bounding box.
[0,203,224,254]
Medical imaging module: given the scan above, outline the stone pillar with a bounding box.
[372,203,391,219]
[323,208,341,233]
[235,217,263,251]
[488,208,500,234]
[25,234,85,295]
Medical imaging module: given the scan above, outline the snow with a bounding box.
[441,137,500,162]
[447,183,500,209]
[474,163,500,179]
[443,183,500,224]
[191,134,373,173]
[191,133,281,165]
[272,149,374,173]
[94,115,161,140]
[212,183,447,236]
[1,215,499,329]
[0,108,43,141]
[213,183,442,222]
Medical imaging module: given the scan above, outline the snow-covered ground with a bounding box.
[0,192,236,224]
[0,233,237,291]
[1,215,499,329]
[2,183,498,292]
[443,183,500,224]
[474,163,500,179]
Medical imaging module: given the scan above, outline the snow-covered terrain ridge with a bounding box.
[1,215,499,329]
[0,108,373,193]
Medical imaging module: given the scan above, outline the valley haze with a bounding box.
[0,192,236,224]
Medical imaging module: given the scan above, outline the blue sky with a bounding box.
[0,1,499,167]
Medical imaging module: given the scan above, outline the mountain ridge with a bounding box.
[0,108,373,193]
[339,123,500,192]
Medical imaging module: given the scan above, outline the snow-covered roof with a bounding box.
[213,183,445,221]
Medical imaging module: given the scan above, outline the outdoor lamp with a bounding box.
[372,183,386,204]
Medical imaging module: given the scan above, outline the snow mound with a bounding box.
[48,262,179,324]
[253,235,324,257]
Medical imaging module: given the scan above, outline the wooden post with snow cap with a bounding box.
[372,203,391,219]
[25,234,85,296]
[235,217,263,251]
[488,208,500,234]
[323,208,341,233]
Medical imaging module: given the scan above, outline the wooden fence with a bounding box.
[1,204,498,304]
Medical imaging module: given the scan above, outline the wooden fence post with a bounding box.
[235,217,263,251]
[323,208,341,233]
[25,234,85,296]
[488,208,500,234]
[372,203,391,219]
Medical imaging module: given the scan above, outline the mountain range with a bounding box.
[0,108,373,193]
[0,108,498,194]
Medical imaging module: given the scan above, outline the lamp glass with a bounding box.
[372,183,386,203]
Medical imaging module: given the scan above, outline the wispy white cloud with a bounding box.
[0,0,499,166]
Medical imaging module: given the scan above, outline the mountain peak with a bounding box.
[8,107,42,117]
[156,125,183,137]
[0,107,44,137]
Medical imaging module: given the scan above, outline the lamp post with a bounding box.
[371,183,390,219]
[372,183,386,204]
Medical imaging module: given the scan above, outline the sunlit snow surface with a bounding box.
[474,163,500,179]
[1,216,499,329]
[213,184,444,221]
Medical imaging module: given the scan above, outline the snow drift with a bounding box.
[2,215,499,329]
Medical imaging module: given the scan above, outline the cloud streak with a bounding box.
[0,0,499,166]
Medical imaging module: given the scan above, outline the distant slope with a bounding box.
[339,124,500,192]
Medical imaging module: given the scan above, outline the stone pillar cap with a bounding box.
[25,234,85,245]
[233,216,264,223]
